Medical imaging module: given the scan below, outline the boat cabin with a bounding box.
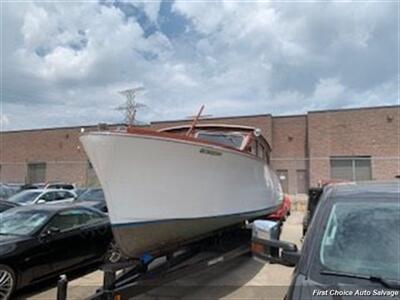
[158,124,271,163]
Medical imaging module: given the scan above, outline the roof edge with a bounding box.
[308,104,399,114]
[151,113,272,124]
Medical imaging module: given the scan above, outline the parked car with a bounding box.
[0,184,17,201]
[74,188,107,213]
[44,182,75,190]
[74,188,88,197]
[7,189,77,206]
[0,200,19,213]
[266,195,291,222]
[258,181,400,299]
[302,187,323,236]
[20,183,46,190]
[0,204,112,299]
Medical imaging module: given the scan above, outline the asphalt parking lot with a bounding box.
[17,212,303,300]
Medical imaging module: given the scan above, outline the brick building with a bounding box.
[0,105,398,195]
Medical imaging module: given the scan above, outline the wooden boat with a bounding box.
[80,121,283,258]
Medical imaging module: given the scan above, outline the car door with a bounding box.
[36,191,57,204]
[52,190,76,204]
[39,208,109,274]
[78,210,112,258]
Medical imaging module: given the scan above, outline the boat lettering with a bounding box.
[200,148,222,156]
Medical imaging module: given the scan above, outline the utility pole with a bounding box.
[116,87,146,127]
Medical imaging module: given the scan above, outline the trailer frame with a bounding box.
[56,226,253,300]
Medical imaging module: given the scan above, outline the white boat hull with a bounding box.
[80,132,282,258]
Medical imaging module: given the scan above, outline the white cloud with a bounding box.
[0,114,10,130]
[1,1,398,130]
[313,78,345,102]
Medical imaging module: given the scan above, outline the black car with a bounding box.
[0,204,112,299]
[45,182,75,190]
[0,200,19,213]
[75,188,107,213]
[259,181,400,299]
[302,186,324,237]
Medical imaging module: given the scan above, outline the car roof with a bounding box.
[22,189,74,193]
[326,180,400,199]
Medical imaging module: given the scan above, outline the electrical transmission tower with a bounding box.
[116,87,146,126]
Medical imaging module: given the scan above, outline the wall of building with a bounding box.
[0,127,87,184]
[270,115,308,194]
[0,106,398,192]
[0,125,123,186]
[308,106,399,186]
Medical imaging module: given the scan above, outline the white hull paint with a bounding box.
[80,132,282,257]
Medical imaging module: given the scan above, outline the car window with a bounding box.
[77,189,105,202]
[45,209,105,232]
[320,201,400,281]
[0,210,49,235]
[54,191,73,200]
[8,190,42,204]
[40,191,56,202]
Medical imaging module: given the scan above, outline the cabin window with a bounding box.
[197,132,243,149]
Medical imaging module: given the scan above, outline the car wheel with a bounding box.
[0,265,16,300]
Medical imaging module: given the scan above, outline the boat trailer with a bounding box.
[56,227,254,300]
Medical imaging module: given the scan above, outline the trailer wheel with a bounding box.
[0,265,16,300]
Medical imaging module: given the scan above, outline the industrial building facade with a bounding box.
[0,105,398,195]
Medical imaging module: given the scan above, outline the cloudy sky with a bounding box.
[1,1,398,130]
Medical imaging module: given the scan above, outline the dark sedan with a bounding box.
[0,204,112,299]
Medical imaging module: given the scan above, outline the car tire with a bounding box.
[0,264,16,300]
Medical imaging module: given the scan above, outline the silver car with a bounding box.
[7,189,77,206]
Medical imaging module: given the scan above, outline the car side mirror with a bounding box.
[40,227,60,240]
[37,199,46,204]
[252,237,301,267]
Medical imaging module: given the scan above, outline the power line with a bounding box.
[116,87,146,126]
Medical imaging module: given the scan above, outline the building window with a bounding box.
[276,170,289,194]
[27,162,46,184]
[330,157,372,181]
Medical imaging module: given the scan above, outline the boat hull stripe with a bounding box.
[111,206,279,228]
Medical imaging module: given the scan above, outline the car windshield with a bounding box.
[0,210,49,235]
[8,190,42,204]
[77,189,105,202]
[197,132,244,148]
[320,201,400,281]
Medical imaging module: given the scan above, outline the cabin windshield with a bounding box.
[196,132,244,149]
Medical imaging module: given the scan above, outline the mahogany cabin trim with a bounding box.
[126,125,271,163]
